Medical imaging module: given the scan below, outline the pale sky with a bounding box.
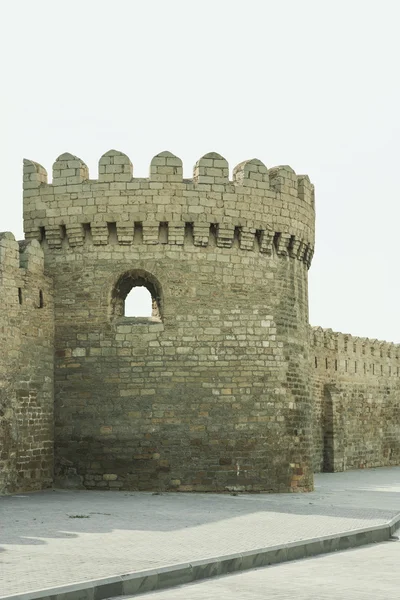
[1,0,400,341]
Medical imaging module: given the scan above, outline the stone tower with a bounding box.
[23,150,315,492]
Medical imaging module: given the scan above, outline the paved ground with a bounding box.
[124,537,400,600]
[0,467,400,598]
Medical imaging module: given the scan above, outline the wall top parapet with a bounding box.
[22,150,316,265]
[23,150,315,205]
[310,326,400,358]
[0,232,45,273]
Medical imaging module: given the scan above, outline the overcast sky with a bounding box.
[1,0,399,341]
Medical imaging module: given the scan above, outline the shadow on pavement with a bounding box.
[1,467,399,551]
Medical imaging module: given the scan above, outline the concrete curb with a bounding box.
[2,514,400,600]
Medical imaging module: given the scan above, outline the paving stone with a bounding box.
[0,468,399,598]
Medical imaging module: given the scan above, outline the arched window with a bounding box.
[125,286,152,317]
[111,270,162,321]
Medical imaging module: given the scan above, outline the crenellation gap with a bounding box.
[233,226,241,248]
[133,222,143,245]
[184,222,194,246]
[107,222,118,245]
[159,222,168,244]
[209,223,218,247]
[273,232,281,252]
[254,230,262,252]
[83,223,92,243]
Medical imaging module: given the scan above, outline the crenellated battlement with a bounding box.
[23,150,315,266]
[310,326,400,357]
[310,326,400,378]
[0,232,20,271]
[23,151,316,201]
[3,144,399,495]
[0,232,49,312]
[0,232,45,274]
[0,231,54,496]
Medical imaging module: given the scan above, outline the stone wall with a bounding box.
[0,233,54,494]
[310,327,400,473]
[23,150,315,493]
[0,147,392,496]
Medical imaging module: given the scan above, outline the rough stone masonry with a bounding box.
[0,150,398,494]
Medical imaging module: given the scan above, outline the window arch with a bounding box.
[125,286,152,317]
[111,270,162,321]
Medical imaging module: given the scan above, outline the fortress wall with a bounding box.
[23,151,315,493]
[50,242,312,493]
[23,151,315,258]
[310,327,400,473]
[0,233,54,494]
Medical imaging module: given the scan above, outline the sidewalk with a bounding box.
[1,468,400,600]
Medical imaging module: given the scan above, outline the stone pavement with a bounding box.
[0,468,400,599]
[124,533,400,600]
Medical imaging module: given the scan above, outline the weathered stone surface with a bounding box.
[0,150,398,495]
[310,328,400,473]
[20,151,316,493]
[0,234,54,494]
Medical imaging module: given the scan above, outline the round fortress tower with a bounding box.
[23,150,315,492]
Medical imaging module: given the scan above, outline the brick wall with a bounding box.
[23,150,315,492]
[0,234,54,494]
[0,149,397,495]
[310,327,400,472]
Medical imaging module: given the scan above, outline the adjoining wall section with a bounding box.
[0,233,54,494]
[310,327,400,473]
